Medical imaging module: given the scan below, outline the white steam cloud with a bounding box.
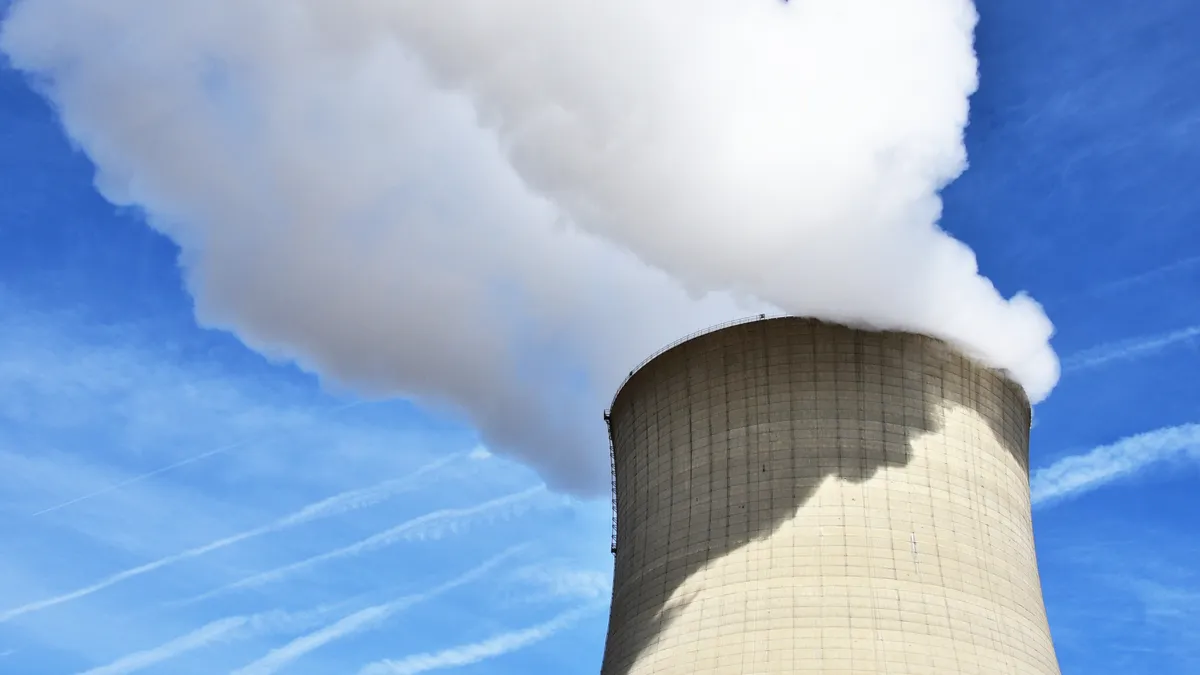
[0,0,1058,495]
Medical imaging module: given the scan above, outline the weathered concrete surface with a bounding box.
[600,317,1060,675]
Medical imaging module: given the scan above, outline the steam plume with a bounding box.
[0,0,1058,495]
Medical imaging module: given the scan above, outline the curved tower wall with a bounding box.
[600,317,1060,675]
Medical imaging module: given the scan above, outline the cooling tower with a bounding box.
[600,316,1060,674]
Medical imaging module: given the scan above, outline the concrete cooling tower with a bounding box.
[599,316,1060,675]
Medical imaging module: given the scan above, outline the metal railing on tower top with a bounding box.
[604,410,617,555]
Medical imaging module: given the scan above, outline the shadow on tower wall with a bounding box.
[599,317,1030,674]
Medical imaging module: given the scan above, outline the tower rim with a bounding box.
[607,314,1031,416]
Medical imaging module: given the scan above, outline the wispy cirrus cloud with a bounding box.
[1046,533,1200,671]
[1116,577,1200,668]
[1090,254,1200,296]
[0,296,469,499]
[1127,578,1200,623]
[0,297,574,675]
[1032,423,1200,506]
[76,598,377,675]
[78,616,251,675]
[183,486,553,604]
[356,604,600,675]
[507,566,612,604]
[231,547,527,675]
[0,454,460,623]
[1063,325,1200,372]
[28,399,369,518]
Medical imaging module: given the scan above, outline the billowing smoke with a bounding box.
[1,0,1057,495]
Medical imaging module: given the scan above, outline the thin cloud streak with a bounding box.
[30,401,369,517]
[509,566,613,603]
[182,485,549,604]
[1063,325,1200,372]
[77,616,249,675]
[357,604,598,675]
[0,454,458,623]
[272,453,462,527]
[1031,423,1200,506]
[230,547,527,675]
[1090,254,1200,296]
[77,604,347,675]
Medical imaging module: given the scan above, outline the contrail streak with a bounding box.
[1090,254,1200,295]
[76,603,348,675]
[0,453,458,623]
[77,617,249,675]
[356,604,599,675]
[1063,325,1200,373]
[1031,423,1200,506]
[182,486,548,605]
[230,547,527,675]
[31,400,368,517]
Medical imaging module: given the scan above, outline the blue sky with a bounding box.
[1,1,1199,674]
